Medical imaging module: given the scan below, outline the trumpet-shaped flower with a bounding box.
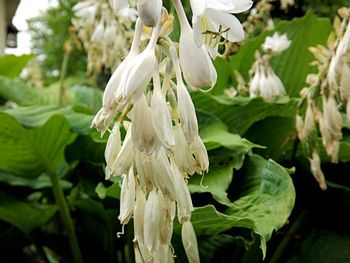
[118,166,136,225]
[172,0,217,89]
[190,0,252,58]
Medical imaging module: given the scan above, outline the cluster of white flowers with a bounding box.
[296,8,350,190]
[91,0,251,262]
[72,0,137,74]
[249,32,290,100]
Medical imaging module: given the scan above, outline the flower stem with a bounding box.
[48,169,83,263]
[59,41,71,106]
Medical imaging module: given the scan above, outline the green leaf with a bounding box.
[182,155,295,258]
[0,76,103,109]
[192,92,298,135]
[95,181,121,200]
[0,112,77,177]
[0,169,72,189]
[0,192,57,234]
[0,76,58,105]
[220,11,333,97]
[0,54,34,78]
[198,110,264,151]
[188,149,246,206]
[244,116,296,160]
[4,105,94,134]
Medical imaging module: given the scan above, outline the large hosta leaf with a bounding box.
[192,92,298,134]
[213,11,333,97]
[0,112,77,177]
[0,192,57,234]
[197,110,263,151]
[0,54,34,78]
[181,155,295,258]
[4,105,94,134]
[0,76,103,108]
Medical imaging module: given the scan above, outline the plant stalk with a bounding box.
[48,170,83,263]
[59,41,71,106]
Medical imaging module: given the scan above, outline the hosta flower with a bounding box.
[144,190,160,253]
[137,0,162,27]
[190,0,252,58]
[172,0,217,89]
[132,95,158,155]
[151,73,175,149]
[181,221,200,263]
[249,64,286,101]
[118,166,136,225]
[261,32,291,53]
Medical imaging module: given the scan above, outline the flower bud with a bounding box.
[112,125,135,176]
[105,122,121,179]
[132,95,158,155]
[134,181,146,243]
[174,125,196,175]
[179,25,217,89]
[144,190,160,252]
[151,74,175,150]
[117,46,158,105]
[137,0,162,27]
[181,221,200,263]
[177,82,198,143]
[118,166,136,224]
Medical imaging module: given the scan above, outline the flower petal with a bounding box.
[206,8,245,42]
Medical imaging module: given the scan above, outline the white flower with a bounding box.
[158,191,175,245]
[134,181,146,243]
[190,134,209,174]
[174,125,196,175]
[132,95,158,155]
[261,32,291,53]
[172,0,217,89]
[118,166,136,225]
[181,221,200,263]
[249,64,286,101]
[144,190,160,253]
[112,124,135,176]
[190,0,252,58]
[150,73,175,150]
[137,0,162,27]
[112,0,137,20]
[116,19,162,104]
[171,160,194,223]
[91,21,105,42]
[177,81,199,143]
[105,122,121,179]
[117,46,158,104]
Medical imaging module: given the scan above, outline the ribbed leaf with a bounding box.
[0,112,77,177]
[4,105,94,134]
[182,155,295,258]
[192,92,298,134]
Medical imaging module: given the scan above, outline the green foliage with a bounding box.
[0,113,76,177]
[0,54,34,78]
[27,0,86,84]
[181,155,295,258]
[0,192,57,234]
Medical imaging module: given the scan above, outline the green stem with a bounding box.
[59,53,70,106]
[48,170,83,263]
[270,210,309,263]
